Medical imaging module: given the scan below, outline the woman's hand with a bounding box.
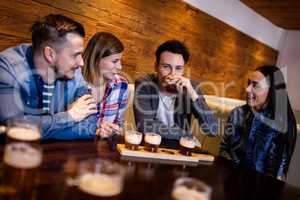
[96,121,121,138]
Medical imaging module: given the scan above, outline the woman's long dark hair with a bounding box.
[255,66,295,132]
[255,65,297,175]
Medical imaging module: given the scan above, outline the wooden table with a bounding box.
[0,139,299,200]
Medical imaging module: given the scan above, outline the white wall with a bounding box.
[287,126,300,188]
[277,31,300,111]
[184,0,284,50]
[277,31,300,188]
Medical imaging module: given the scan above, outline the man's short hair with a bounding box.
[155,40,190,64]
[31,14,85,52]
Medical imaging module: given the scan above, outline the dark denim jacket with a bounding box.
[0,44,97,140]
[220,104,297,178]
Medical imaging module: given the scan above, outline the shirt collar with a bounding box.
[25,45,44,87]
[26,45,35,71]
[106,74,122,89]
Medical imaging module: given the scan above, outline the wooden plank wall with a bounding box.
[0,0,278,99]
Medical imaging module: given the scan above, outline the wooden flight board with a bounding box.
[116,144,214,164]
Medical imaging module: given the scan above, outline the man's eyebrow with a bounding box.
[161,63,172,66]
[248,79,259,84]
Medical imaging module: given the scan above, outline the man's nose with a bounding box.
[77,55,84,67]
[246,84,252,92]
[168,67,176,76]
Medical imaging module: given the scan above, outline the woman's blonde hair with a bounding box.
[83,32,124,83]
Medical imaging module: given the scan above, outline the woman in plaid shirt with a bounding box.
[82,32,128,138]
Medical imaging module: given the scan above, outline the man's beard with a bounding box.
[54,66,74,80]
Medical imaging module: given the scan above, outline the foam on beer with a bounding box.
[125,131,142,145]
[172,185,209,200]
[7,127,41,141]
[144,133,161,145]
[179,137,196,149]
[78,173,122,197]
[4,143,42,169]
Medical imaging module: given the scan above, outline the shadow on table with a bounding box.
[218,157,290,200]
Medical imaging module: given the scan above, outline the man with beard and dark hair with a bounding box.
[134,40,218,140]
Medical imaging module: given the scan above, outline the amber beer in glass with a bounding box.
[6,116,41,143]
[172,177,212,200]
[69,159,125,199]
[144,133,162,152]
[179,137,196,156]
[2,142,42,200]
[124,130,143,151]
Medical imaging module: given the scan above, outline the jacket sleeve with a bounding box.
[42,114,97,140]
[219,108,240,160]
[277,120,297,179]
[190,81,219,136]
[133,78,189,140]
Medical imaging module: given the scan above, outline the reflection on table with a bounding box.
[0,139,299,200]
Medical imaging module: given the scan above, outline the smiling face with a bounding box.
[156,51,185,91]
[54,33,84,79]
[246,71,270,111]
[98,52,123,81]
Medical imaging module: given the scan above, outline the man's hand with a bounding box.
[96,121,122,138]
[165,75,199,101]
[68,94,97,122]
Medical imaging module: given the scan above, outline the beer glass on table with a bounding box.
[6,116,41,143]
[172,177,212,200]
[179,137,196,156]
[70,159,125,199]
[1,142,42,200]
[144,133,162,153]
[124,130,143,151]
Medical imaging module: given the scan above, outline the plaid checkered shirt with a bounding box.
[95,74,129,128]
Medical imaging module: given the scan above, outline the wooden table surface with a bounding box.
[0,139,299,200]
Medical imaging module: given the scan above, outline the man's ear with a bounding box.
[43,46,57,64]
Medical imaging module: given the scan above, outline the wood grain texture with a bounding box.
[116,144,215,163]
[0,0,278,99]
[241,0,300,30]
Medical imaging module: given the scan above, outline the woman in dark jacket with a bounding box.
[220,65,297,180]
